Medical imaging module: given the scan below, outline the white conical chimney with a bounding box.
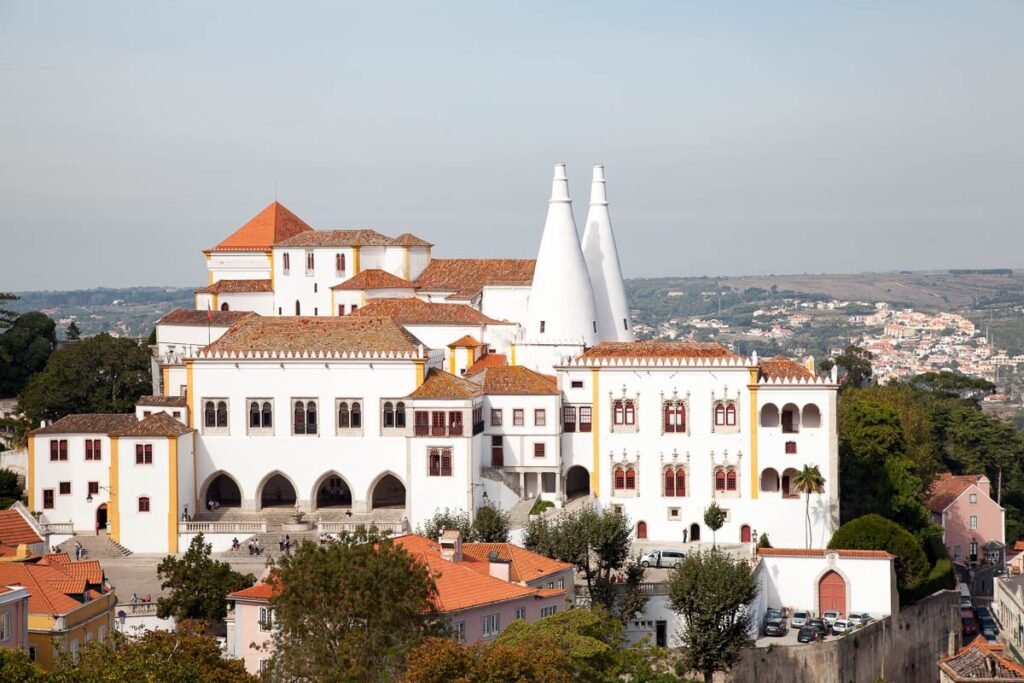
[525,163,598,346]
[582,165,634,341]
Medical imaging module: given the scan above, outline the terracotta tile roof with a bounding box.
[116,412,194,438]
[394,535,556,612]
[939,635,1024,679]
[926,473,984,513]
[406,369,482,400]
[579,341,738,361]
[447,335,482,348]
[32,414,138,436]
[467,353,507,374]
[467,365,559,396]
[61,560,104,585]
[1015,540,1024,552]
[330,270,415,291]
[277,229,395,248]
[0,510,43,546]
[202,316,425,357]
[414,259,536,299]
[347,298,508,326]
[194,279,273,294]
[756,548,895,559]
[461,543,572,583]
[212,201,314,251]
[156,309,257,327]
[759,356,815,381]
[0,554,109,616]
[229,578,279,602]
[137,395,188,408]
[392,233,433,247]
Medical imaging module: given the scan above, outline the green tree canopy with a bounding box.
[65,321,81,341]
[667,549,759,682]
[834,344,873,389]
[703,502,726,549]
[19,332,151,423]
[0,468,23,508]
[0,293,17,330]
[156,534,254,624]
[417,504,510,543]
[0,312,56,398]
[404,634,575,683]
[828,514,929,592]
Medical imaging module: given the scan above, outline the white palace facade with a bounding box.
[27,165,839,554]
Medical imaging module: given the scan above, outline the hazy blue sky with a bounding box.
[1,1,1021,290]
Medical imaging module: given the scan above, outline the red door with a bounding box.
[637,521,647,539]
[740,525,751,543]
[819,571,846,615]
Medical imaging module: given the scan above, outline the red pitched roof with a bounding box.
[347,298,507,326]
[759,356,815,381]
[756,548,895,559]
[212,202,314,251]
[0,510,43,546]
[202,316,425,357]
[330,270,415,291]
[156,309,257,327]
[31,414,139,436]
[579,341,738,361]
[0,553,109,616]
[926,473,985,513]
[194,279,273,294]
[467,353,507,374]
[467,365,559,395]
[406,369,482,400]
[229,578,279,602]
[460,543,572,583]
[278,229,399,248]
[939,635,1024,679]
[447,335,482,348]
[414,259,536,299]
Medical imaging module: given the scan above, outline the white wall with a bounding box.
[217,293,274,316]
[31,434,113,531]
[208,252,272,282]
[156,323,235,359]
[116,436,172,553]
[480,286,530,324]
[758,553,897,618]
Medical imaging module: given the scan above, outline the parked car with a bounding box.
[975,606,991,620]
[639,550,685,569]
[848,613,872,626]
[983,628,999,643]
[790,611,811,628]
[822,610,841,626]
[807,618,831,636]
[980,616,999,635]
[763,619,788,637]
[831,619,853,635]
[797,626,821,643]
[963,617,979,636]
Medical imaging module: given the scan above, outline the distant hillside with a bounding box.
[9,287,194,338]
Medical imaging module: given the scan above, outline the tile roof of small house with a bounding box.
[31,414,139,436]
[194,279,274,294]
[460,543,572,583]
[466,365,559,395]
[229,578,280,603]
[277,229,429,248]
[413,259,536,299]
[467,353,507,374]
[347,298,508,326]
[926,473,985,513]
[756,548,895,559]
[938,635,1024,680]
[392,233,433,247]
[0,510,43,547]
[201,316,425,357]
[330,270,416,291]
[579,341,738,361]
[406,369,482,400]
[447,335,482,348]
[156,309,257,327]
[116,412,194,438]
[212,202,314,251]
[0,553,109,616]
[759,356,815,381]
[137,395,189,408]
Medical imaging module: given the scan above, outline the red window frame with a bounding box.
[414,411,429,436]
[58,482,71,495]
[715,470,726,491]
[664,403,685,433]
[491,436,503,466]
[336,253,345,273]
[625,468,636,490]
[562,406,576,432]
[135,444,153,465]
[726,470,737,491]
[785,441,797,454]
[676,470,686,496]
[513,409,524,426]
[428,448,452,477]
[431,411,446,436]
[534,443,545,458]
[138,497,150,513]
[715,404,726,426]
[664,469,675,496]
[726,404,737,426]
[448,411,463,436]
[51,440,68,461]
[88,482,99,496]
[614,467,625,490]
[43,489,54,509]
[579,406,592,433]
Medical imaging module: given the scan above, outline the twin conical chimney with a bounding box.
[582,165,634,341]
[525,164,599,346]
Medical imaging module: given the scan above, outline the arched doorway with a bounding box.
[259,473,297,509]
[204,473,242,508]
[370,474,406,509]
[96,504,108,534]
[760,403,779,428]
[782,403,800,433]
[637,521,648,540]
[760,468,780,493]
[565,466,590,499]
[740,524,751,543]
[313,473,352,509]
[689,523,701,542]
[819,571,846,615]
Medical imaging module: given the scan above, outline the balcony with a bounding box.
[415,425,429,437]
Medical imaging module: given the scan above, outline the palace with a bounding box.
[27,164,839,554]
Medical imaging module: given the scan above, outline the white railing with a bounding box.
[116,602,159,616]
[43,522,74,535]
[317,521,405,535]
[178,521,267,534]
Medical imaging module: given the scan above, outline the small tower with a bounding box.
[582,165,634,341]
[524,163,598,346]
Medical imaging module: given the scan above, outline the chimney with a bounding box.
[487,550,511,583]
[582,164,634,342]
[439,529,462,563]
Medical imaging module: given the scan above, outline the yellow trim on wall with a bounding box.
[748,367,759,500]
[268,250,275,288]
[194,293,200,309]
[192,431,198,510]
[465,347,474,372]
[206,252,214,286]
[162,366,170,397]
[185,361,194,428]
[109,438,120,542]
[352,247,361,275]
[212,294,219,311]
[360,291,366,308]
[168,438,178,553]
[403,247,410,280]
[510,344,516,366]
[415,360,425,387]
[449,352,456,374]
[331,290,336,316]
[591,368,601,496]
[27,438,35,510]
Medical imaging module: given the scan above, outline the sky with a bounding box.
[1,1,1022,290]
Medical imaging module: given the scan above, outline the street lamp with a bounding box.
[86,486,113,503]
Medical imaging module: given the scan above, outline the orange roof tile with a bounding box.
[229,578,279,602]
[0,510,42,546]
[756,548,895,559]
[137,395,188,408]
[460,543,572,583]
[1015,540,1024,552]
[116,412,194,438]
[213,202,314,251]
[414,259,536,299]
[579,341,738,361]
[447,335,482,348]
[277,229,396,248]
[939,635,1024,679]
[467,365,559,396]
[926,473,985,513]
[406,369,482,400]
[467,353,507,374]
[392,233,433,247]
[330,270,416,291]
[759,356,815,381]
[194,279,273,294]
[348,298,508,326]
[202,316,425,357]
[0,554,109,616]
[156,309,257,327]
[62,560,104,585]
[32,414,138,436]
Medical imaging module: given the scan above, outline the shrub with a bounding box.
[530,500,554,516]
[828,514,929,593]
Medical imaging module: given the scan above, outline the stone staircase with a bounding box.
[221,530,322,559]
[58,534,132,559]
[508,497,537,530]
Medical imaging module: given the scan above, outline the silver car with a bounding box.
[639,549,685,569]
[822,610,841,626]
[790,611,811,628]
[831,619,852,635]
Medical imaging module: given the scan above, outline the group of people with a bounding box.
[207,499,222,512]
[278,534,292,554]
[129,592,153,612]
[73,540,84,560]
[230,537,264,556]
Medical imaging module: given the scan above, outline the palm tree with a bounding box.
[792,465,825,549]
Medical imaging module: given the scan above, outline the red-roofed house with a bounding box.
[0,585,29,654]
[927,473,1005,565]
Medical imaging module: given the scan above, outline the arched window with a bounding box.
[336,253,345,273]
[614,467,625,490]
[204,401,216,428]
[715,404,726,425]
[294,401,305,433]
[261,402,272,428]
[395,401,406,428]
[726,469,737,491]
[664,469,675,496]
[663,402,686,433]
[383,402,395,428]
[295,300,301,316]
[249,402,260,428]
[636,521,647,539]
[726,404,737,426]
[624,401,635,425]
[216,401,227,428]
[138,497,150,513]
[715,469,726,492]
[338,402,350,428]
[614,400,624,425]
[220,302,229,311]
[624,467,636,490]
[306,401,317,432]
[676,469,686,496]
[351,402,362,428]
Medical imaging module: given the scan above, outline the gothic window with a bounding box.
[383,402,395,428]
[664,467,686,497]
[282,252,290,274]
[249,400,273,430]
[663,401,686,433]
[713,400,739,432]
[338,402,350,429]
[395,401,406,428]
[336,253,345,274]
[613,465,637,492]
[293,400,318,435]
[612,399,637,432]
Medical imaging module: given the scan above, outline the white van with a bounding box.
[640,549,685,569]
[959,582,972,608]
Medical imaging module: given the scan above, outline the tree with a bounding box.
[51,620,256,682]
[792,465,825,548]
[667,550,758,682]
[0,468,23,508]
[834,344,873,389]
[0,293,17,330]
[404,635,575,683]
[495,607,623,681]
[155,534,254,624]
[828,514,929,593]
[19,333,151,424]
[265,532,440,682]
[0,647,45,682]
[756,532,772,549]
[524,506,634,616]
[0,312,56,397]
[471,504,511,543]
[703,502,726,549]
[417,508,472,541]
[65,321,81,341]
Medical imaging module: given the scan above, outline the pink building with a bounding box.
[227,532,573,675]
[927,473,1005,566]
[0,585,30,652]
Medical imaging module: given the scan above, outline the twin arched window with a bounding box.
[336,253,346,274]
[664,468,686,497]
[294,401,317,435]
[663,401,686,433]
[613,399,636,426]
[613,465,636,491]
[714,401,737,427]
[338,401,362,429]
[204,400,228,428]
[714,467,737,492]
[249,401,272,429]
[383,401,407,429]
